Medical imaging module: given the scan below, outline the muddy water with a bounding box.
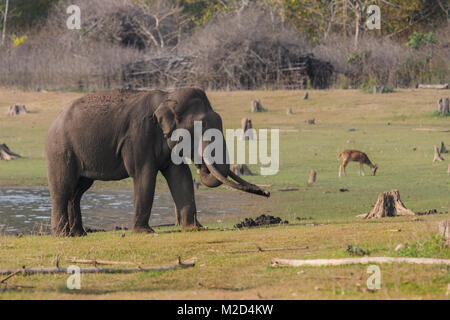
[0,187,246,234]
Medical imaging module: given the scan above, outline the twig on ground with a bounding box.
[67,258,142,266]
[231,246,308,254]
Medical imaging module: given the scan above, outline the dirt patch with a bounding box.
[234,215,288,229]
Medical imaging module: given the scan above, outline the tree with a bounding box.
[0,0,8,46]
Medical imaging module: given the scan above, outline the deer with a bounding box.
[338,150,377,177]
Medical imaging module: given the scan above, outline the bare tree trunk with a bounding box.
[354,2,362,49]
[433,146,444,162]
[361,190,415,219]
[1,0,9,46]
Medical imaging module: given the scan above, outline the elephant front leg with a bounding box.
[162,163,202,230]
[132,168,158,234]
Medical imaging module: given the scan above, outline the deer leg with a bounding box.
[361,164,366,176]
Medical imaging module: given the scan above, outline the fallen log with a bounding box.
[271,257,450,267]
[418,84,448,89]
[0,258,195,275]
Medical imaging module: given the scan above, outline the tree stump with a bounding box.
[250,100,265,112]
[241,118,254,140]
[286,108,293,115]
[362,190,415,219]
[303,92,309,100]
[437,98,450,115]
[439,141,448,154]
[433,146,444,162]
[308,170,317,184]
[8,104,28,116]
[439,220,449,248]
[231,164,253,176]
[306,118,315,125]
[0,144,21,160]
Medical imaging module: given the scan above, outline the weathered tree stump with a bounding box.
[250,100,265,112]
[231,164,253,176]
[361,190,415,219]
[439,220,449,248]
[437,98,450,115]
[0,144,21,160]
[306,118,315,125]
[433,146,444,162]
[286,108,293,115]
[8,104,28,116]
[308,170,317,184]
[439,141,448,154]
[303,92,309,100]
[240,118,254,140]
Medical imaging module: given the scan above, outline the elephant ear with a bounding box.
[154,100,178,138]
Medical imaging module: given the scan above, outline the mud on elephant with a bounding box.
[45,88,269,237]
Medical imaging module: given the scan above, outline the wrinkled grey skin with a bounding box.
[46,88,238,237]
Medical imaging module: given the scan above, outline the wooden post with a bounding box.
[241,118,253,140]
[308,170,317,184]
[439,220,449,248]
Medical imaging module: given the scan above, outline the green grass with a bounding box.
[0,88,449,299]
[396,235,450,259]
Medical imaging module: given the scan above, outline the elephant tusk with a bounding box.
[204,157,270,198]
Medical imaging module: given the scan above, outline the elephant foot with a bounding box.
[132,226,156,234]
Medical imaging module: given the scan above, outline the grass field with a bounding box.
[0,88,449,299]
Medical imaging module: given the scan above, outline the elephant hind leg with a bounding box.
[68,177,94,237]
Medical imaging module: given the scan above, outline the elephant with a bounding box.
[46,88,269,237]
